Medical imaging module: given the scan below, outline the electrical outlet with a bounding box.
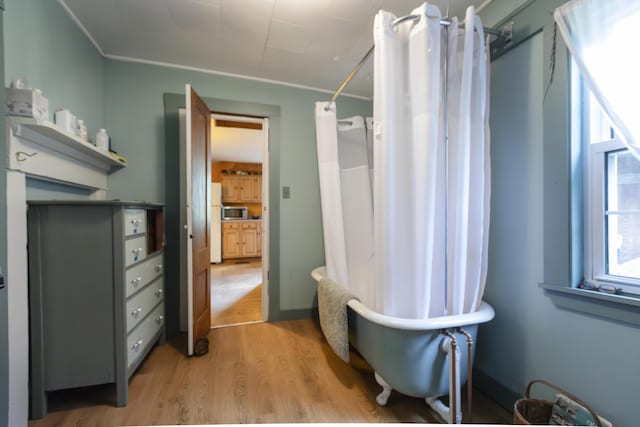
[282,186,291,199]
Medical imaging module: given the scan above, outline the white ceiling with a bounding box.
[60,0,485,99]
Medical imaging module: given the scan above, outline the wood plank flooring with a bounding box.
[210,259,262,327]
[28,319,512,426]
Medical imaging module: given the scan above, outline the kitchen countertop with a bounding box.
[221,218,262,222]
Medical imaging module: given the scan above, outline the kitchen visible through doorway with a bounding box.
[209,113,269,327]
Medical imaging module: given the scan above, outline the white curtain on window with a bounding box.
[555,0,640,160]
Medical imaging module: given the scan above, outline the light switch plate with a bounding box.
[282,186,291,199]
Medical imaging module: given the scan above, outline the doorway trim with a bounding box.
[164,93,281,337]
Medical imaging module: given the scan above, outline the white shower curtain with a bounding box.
[315,103,349,288]
[373,3,445,318]
[315,3,490,319]
[315,108,376,308]
[337,117,375,308]
[444,10,491,315]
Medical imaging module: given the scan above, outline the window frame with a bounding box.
[583,92,640,296]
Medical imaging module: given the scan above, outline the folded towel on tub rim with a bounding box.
[318,277,358,363]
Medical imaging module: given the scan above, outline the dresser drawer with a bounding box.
[125,277,164,333]
[124,209,147,237]
[125,235,147,266]
[127,303,164,368]
[125,253,163,298]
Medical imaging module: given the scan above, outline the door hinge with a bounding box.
[267,270,270,280]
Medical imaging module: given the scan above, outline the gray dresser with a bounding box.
[27,201,165,419]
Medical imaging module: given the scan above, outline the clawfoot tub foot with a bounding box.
[374,372,392,406]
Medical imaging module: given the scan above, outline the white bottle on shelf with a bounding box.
[96,129,109,151]
[76,119,87,140]
[54,109,75,134]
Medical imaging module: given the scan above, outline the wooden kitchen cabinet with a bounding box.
[238,176,252,201]
[222,220,262,259]
[241,222,259,257]
[222,173,261,202]
[242,175,262,202]
[252,176,263,202]
[222,222,241,258]
[221,174,239,202]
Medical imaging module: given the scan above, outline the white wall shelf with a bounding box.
[7,117,125,187]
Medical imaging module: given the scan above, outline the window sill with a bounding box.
[539,283,640,326]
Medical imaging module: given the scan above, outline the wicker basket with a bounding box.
[514,380,601,426]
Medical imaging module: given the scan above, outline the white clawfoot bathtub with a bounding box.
[311,266,495,421]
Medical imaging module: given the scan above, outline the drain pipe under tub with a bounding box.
[456,328,474,422]
[426,330,461,424]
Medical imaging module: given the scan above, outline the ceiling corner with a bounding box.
[57,0,106,57]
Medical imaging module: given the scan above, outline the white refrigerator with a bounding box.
[210,182,222,263]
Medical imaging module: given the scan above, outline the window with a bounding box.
[583,89,640,296]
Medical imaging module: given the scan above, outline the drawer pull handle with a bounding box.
[131,306,143,317]
[155,315,164,324]
[130,338,143,351]
[131,276,142,286]
[155,264,163,272]
[154,289,164,298]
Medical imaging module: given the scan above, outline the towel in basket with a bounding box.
[514,380,611,426]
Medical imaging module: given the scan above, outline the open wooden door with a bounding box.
[185,85,211,356]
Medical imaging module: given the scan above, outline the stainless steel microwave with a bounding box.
[221,206,248,220]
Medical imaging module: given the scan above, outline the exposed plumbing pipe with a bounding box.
[457,328,474,422]
[441,330,461,424]
[426,330,473,424]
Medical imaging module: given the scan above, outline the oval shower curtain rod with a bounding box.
[324,13,508,110]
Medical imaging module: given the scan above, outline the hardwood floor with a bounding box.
[210,259,262,327]
[28,319,512,426]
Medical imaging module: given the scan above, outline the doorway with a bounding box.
[209,113,269,328]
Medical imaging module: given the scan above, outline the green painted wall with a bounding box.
[4,0,104,138]
[480,0,531,27]
[475,2,640,426]
[2,2,103,421]
[104,59,372,316]
[0,3,7,425]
